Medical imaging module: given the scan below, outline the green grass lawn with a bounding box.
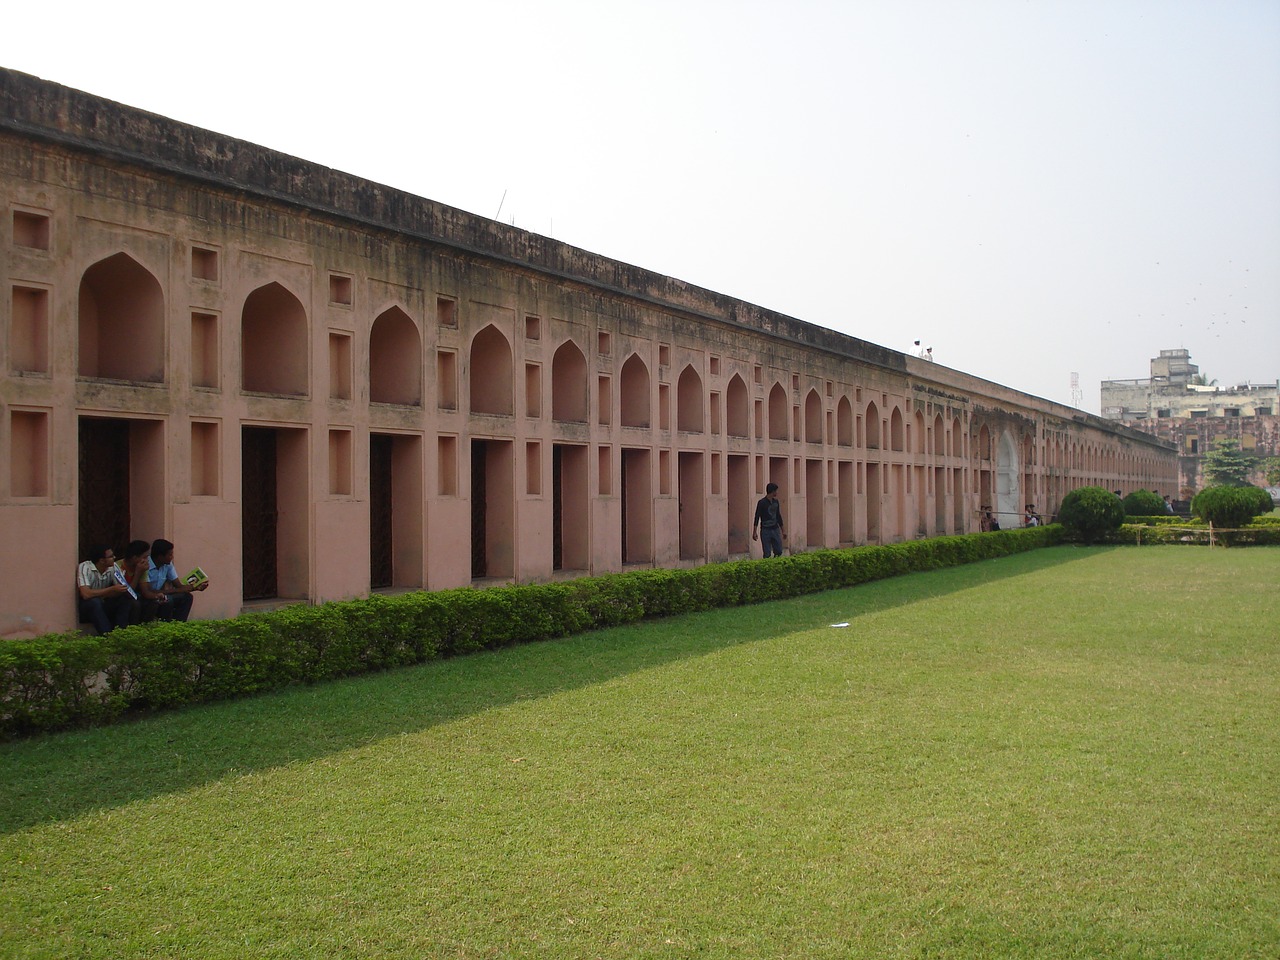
[2,546,1277,959]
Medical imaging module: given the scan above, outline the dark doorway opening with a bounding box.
[469,438,515,580]
[471,440,487,579]
[621,448,653,564]
[552,445,563,570]
[241,427,279,600]
[370,434,393,589]
[552,443,589,572]
[78,418,131,563]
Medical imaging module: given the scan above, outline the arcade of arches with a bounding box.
[0,68,1176,635]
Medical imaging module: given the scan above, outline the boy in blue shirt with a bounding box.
[143,538,207,621]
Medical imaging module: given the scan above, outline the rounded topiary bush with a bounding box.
[1058,486,1125,543]
[1242,484,1276,518]
[1121,489,1166,516]
[1191,485,1266,528]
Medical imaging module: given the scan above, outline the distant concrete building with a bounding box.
[1102,348,1278,421]
[1102,349,1278,497]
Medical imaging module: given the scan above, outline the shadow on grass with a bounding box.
[0,546,1104,833]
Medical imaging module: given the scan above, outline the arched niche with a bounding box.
[242,282,309,396]
[768,383,789,441]
[78,253,165,382]
[996,431,1020,525]
[551,340,588,422]
[470,324,513,416]
[865,400,881,450]
[890,407,905,452]
[804,389,823,443]
[726,374,749,438]
[677,365,704,433]
[369,306,422,405]
[837,396,853,447]
[620,353,651,427]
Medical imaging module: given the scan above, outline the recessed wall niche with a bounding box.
[240,282,307,396]
[437,350,458,410]
[12,210,50,250]
[438,435,458,495]
[190,420,220,496]
[597,375,611,426]
[598,445,612,496]
[329,429,353,496]
[10,286,49,373]
[437,296,457,328]
[329,274,352,306]
[191,245,219,282]
[10,409,49,497]
[526,441,542,495]
[525,363,542,418]
[328,333,352,400]
[191,312,219,389]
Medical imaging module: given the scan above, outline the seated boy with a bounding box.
[77,544,135,634]
[142,538,208,622]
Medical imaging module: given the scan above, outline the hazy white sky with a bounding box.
[8,0,1278,413]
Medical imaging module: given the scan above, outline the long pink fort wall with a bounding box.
[0,68,1176,637]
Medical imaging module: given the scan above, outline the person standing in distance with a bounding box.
[752,482,787,558]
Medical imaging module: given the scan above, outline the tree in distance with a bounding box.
[1202,438,1254,487]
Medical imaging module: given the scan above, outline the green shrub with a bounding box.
[1121,489,1166,516]
[1,527,1062,739]
[1226,526,1280,545]
[1058,486,1126,543]
[0,633,119,735]
[1191,485,1269,528]
[1116,522,1280,547]
[1241,485,1276,518]
[1124,515,1203,527]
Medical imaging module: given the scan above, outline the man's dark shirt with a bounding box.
[754,496,783,530]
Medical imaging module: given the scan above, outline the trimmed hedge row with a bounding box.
[1122,515,1280,528]
[1114,523,1280,547]
[2,527,1061,738]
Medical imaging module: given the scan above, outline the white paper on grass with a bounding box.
[830,622,850,628]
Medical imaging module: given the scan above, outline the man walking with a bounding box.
[752,482,787,558]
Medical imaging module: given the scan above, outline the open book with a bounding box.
[184,566,209,588]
